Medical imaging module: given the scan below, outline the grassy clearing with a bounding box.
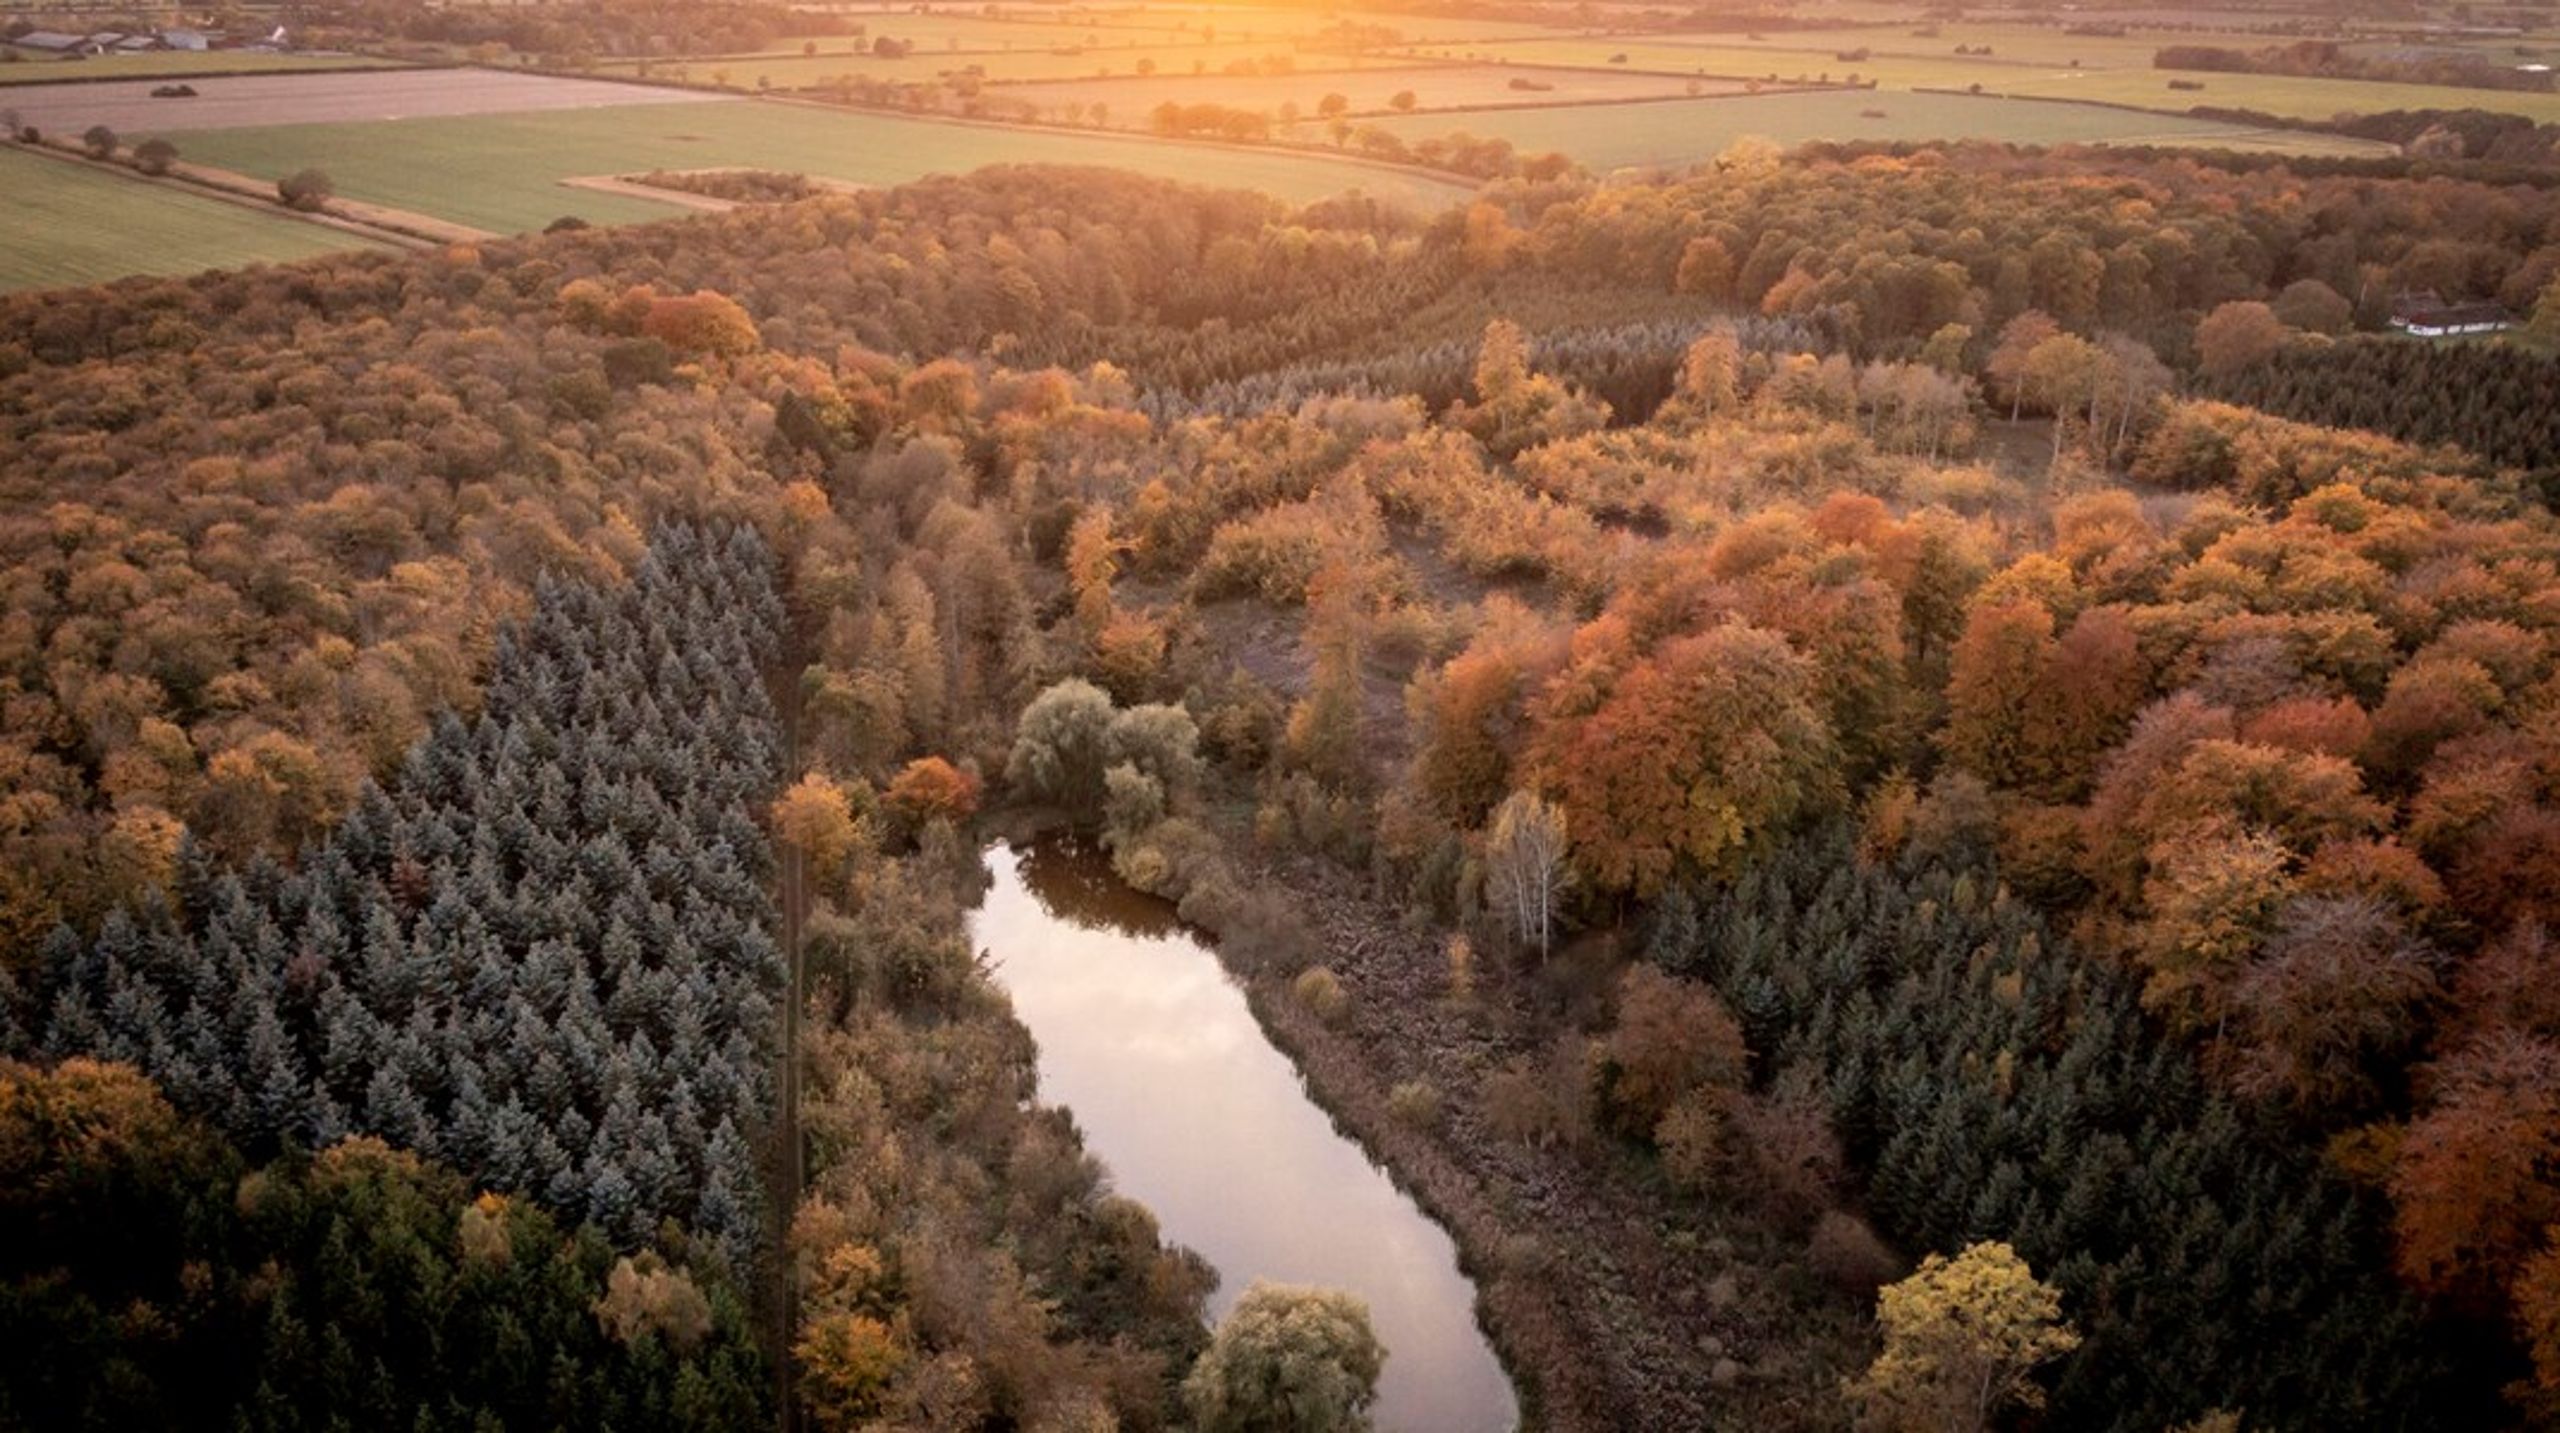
[0,145,381,292]
[1340,87,2389,170]
[0,50,389,85]
[160,98,1474,234]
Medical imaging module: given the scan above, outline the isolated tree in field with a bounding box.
[1183,1283,1385,1433]
[1850,1242,2080,1433]
[2194,300,2290,379]
[1484,788,1568,957]
[277,167,333,211]
[133,137,178,175]
[1389,89,1417,111]
[1317,92,1349,118]
[81,124,116,159]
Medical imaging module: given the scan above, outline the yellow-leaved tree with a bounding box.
[1850,1241,2080,1433]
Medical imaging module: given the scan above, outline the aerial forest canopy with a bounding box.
[0,145,2557,1429]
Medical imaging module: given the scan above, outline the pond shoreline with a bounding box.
[979,809,1578,1430]
[1209,846,1871,1432]
[978,810,1870,1430]
[971,832,1518,1432]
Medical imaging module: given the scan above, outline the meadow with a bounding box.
[0,145,380,291]
[1996,65,2560,125]
[1397,23,2560,128]
[0,68,710,135]
[999,63,1736,125]
[606,43,1408,89]
[1337,87,2394,170]
[159,98,1475,233]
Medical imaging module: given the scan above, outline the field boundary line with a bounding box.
[0,59,424,89]
[5,137,443,250]
[1906,84,2404,154]
[556,170,870,210]
[742,89,1485,197]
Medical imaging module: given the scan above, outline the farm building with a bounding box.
[2390,297,2515,337]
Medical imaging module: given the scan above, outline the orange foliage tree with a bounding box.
[641,289,762,357]
[1530,621,1838,896]
[2391,1034,2560,1313]
[885,756,980,826]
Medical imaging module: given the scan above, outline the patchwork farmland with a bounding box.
[154,97,1476,234]
[1338,87,2396,170]
[0,68,716,135]
[5,0,2554,294]
[0,145,382,291]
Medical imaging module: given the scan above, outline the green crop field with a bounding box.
[0,145,381,292]
[0,51,390,85]
[1391,37,2060,91]
[158,99,1475,234]
[1339,87,2393,170]
[1681,21,2230,70]
[604,42,1414,90]
[998,62,1724,126]
[1996,66,2560,125]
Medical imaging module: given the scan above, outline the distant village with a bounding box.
[4,21,296,59]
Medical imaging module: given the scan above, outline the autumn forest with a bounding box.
[4,56,2560,1433]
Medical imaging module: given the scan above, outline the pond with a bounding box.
[968,839,1520,1433]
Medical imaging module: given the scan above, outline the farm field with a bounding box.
[605,41,1403,89]
[772,5,1570,45]
[1997,65,2560,125]
[0,50,390,85]
[1678,22,2239,69]
[159,98,1475,233]
[998,63,1743,123]
[1393,37,2053,90]
[0,144,381,292]
[1338,87,2394,170]
[1395,32,2560,126]
[2,68,713,135]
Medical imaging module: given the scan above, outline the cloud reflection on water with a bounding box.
[969,840,1518,1433]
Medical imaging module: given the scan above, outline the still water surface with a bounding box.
[968,839,1519,1433]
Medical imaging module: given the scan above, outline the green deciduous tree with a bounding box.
[1183,1282,1386,1433]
